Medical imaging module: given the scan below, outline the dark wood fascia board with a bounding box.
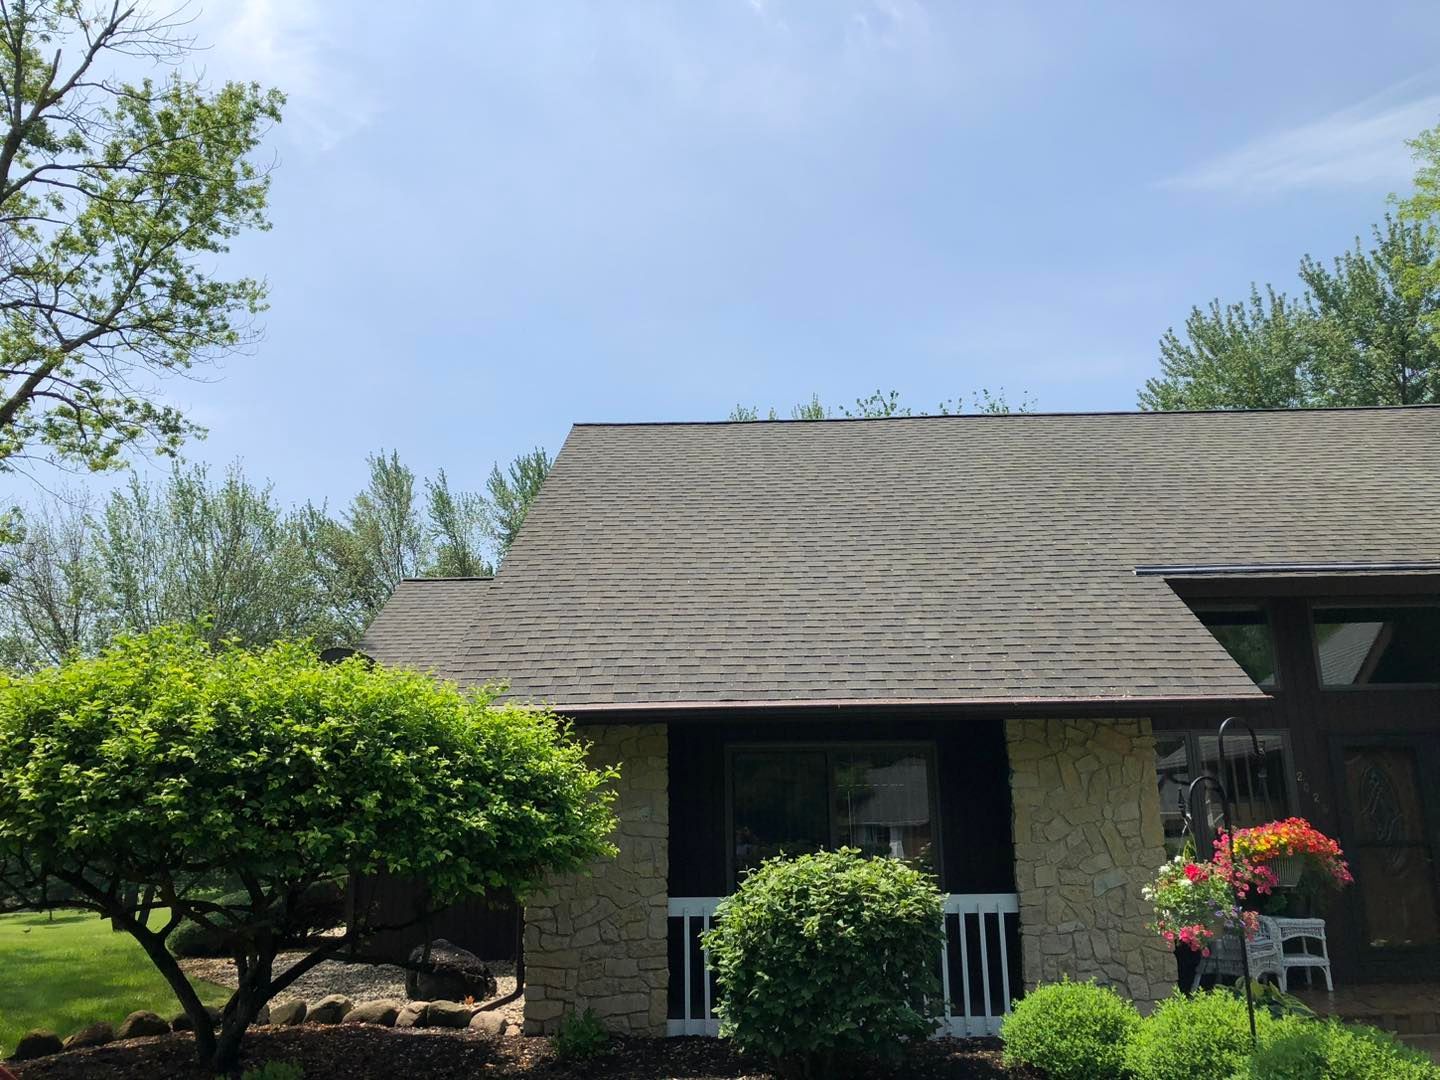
[552,693,1273,727]
[1169,574,1440,601]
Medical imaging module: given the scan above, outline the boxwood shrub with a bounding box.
[700,848,943,1077]
[999,977,1141,1080]
[1125,989,1274,1080]
[1246,1017,1440,1080]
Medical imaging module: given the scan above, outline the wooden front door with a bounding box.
[1332,735,1440,976]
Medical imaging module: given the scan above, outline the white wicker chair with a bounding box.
[1269,916,1334,992]
[1189,917,1284,990]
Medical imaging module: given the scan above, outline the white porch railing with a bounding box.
[667,892,1021,1038]
[668,896,722,1036]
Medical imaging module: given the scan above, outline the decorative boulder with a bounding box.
[405,939,497,1002]
[394,1002,429,1029]
[11,1030,63,1061]
[269,1000,307,1026]
[425,999,473,1028]
[468,1011,510,1038]
[62,1022,115,1050]
[116,1010,170,1039]
[344,1000,401,1026]
[307,994,354,1025]
[171,1006,223,1032]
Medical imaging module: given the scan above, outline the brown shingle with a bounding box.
[359,577,493,682]
[383,407,1440,708]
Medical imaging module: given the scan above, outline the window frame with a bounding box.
[1155,728,1299,857]
[1190,600,1283,691]
[1309,596,1440,692]
[724,741,944,890]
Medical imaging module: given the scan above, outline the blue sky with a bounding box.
[38,1,1440,507]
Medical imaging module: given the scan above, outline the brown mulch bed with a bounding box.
[8,1026,1033,1079]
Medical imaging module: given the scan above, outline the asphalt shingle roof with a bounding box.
[359,577,493,682]
[366,407,1440,710]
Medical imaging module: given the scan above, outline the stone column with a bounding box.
[1005,717,1174,1008]
[522,723,669,1035]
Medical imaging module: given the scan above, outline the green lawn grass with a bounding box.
[0,908,231,1057]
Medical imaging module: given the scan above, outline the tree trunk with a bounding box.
[211,950,275,1073]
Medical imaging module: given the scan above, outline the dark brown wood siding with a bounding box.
[1165,576,1440,981]
[349,872,519,963]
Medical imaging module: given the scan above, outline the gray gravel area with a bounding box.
[179,952,520,1020]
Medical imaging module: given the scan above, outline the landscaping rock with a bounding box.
[307,994,354,1024]
[394,1001,429,1029]
[404,939,496,1002]
[62,1022,114,1050]
[10,1030,62,1061]
[116,1010,170,1039]
[468,1011,510,1038]
[344,999,401,1026]
[425,999,473,1028]
[171,1006,222,1032]
[269,1000,307,1026]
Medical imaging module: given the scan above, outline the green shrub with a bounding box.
[1246,1017,1439,1080]
[170,883,346,958]
[1124,989,1272,1080]
[700,848,943,1077]
[170,891,249,958]
[1000,977,1141,1080]
[553,1008,609,1061]
[239,1063,304,1080]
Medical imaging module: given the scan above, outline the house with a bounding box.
[359,405,1440,1037]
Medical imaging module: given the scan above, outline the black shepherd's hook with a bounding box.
[1177,716,1264,1047]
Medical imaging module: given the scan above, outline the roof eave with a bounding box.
[528,689,1271,717]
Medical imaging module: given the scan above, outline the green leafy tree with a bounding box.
[0,626,618,1071]
[0,2,284,473]
[485,446,551,559]
[1140,217,1440,410]
[729,388,1032,421]
[306,450,428,638]
[97,462,335,649]
[1140,287,1313,410]
[0,491,109,668]
[1397,122,1440,348]
[425,468,492,578]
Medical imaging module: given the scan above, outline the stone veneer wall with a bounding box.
[523,723,669,1036]
[1005,717,1175,1007]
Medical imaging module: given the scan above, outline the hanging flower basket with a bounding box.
[1268,853,1305,889]
[1142,856,1257,955]
[1216,817,1354,894]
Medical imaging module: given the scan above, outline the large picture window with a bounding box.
[1313,603,1440,687]
[729,745,939,884]
[1155,731,1294,858]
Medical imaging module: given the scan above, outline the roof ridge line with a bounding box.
[570,403,1440,428]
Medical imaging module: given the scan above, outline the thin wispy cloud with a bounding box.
[197,0,378,151]
[1163,78,1440,195]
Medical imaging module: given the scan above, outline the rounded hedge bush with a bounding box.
[168,883,346,958]
[1124,989,1274,1080]
[700,848,943,1077]
[168,913,233,958]
[999,977,1141,1080]
[1247,1017,1440,1080]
